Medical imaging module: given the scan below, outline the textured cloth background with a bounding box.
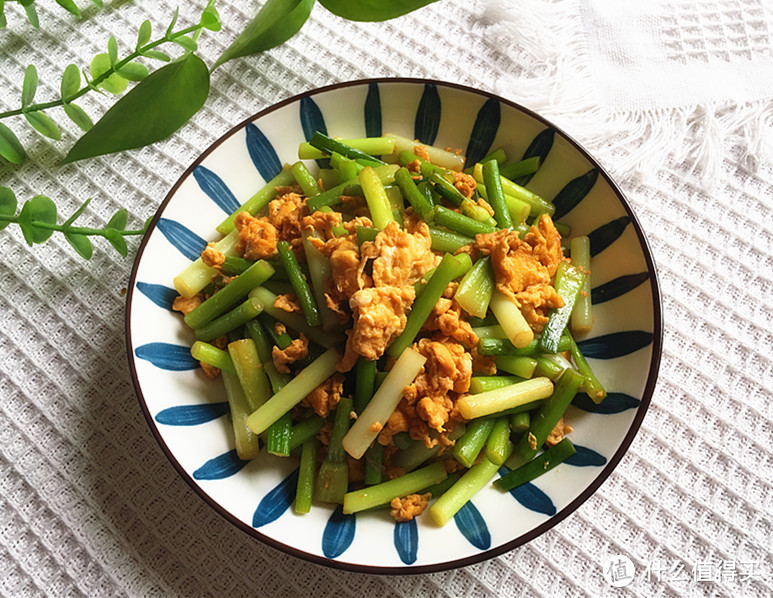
[0,1,771,597]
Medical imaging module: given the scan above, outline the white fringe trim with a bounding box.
[476,0,773,189]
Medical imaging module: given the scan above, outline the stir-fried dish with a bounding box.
[171,132,607,526]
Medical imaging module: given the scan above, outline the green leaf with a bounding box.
[0,187,18,231]
[137,19,152,48]
[107,208,128,230]
[91,0,103,7]
[21,65,37,108]
[142,50,171,62]
[0,122,26,164]
[25,111,61,140]
[23,2,38,29]
[166,7,179,36]
[63,54,210,163]
[55,0,81,18]
[201,5,221,31]
[104,228,127,256]
[172,36,197,52]
[318,0,439,21]
[17,195,57,245]
[90,53,129,94]
[60,63,81,99]
[214,0,314,69]
[65,232,93,259]
[107,36,119,66]
[0,1,7,29]
[116,62,150,82]
[63,102,93,132]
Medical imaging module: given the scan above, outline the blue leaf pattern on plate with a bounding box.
[414,83,440,145]
[577,331,653,359]
[573,391,641,414]
[156,218,206,261]
[252,468,299,528]
[155,402,229,426]
[394,519,419,564]
[589,216,631,256]
[365,82,382,137]
[245,123,282,181]
[453,501,491,550]
[193,166,240,214]
[322,505,356,558]
[565,444,608,467]
[514,128,554,186]
[136,281,177,310]
[552,169,599,220]
[591,272,649,305]
[465,98,500,166]
[509,482,556,516]
[193,449,250,480]
[300,96,327,140]
[135,342,198,371]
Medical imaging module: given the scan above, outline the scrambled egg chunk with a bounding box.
[172,294,201,315]
[234,212,279,260]
[272,334,309,374]
[308,234,372,317]
[302,210,343,240]
[361,221,434,288]
[423,297,478,348]
[335,221,434,371]
[452,171,477,199]
[338,286,415,372]
[386,337,472,448]
[302,372,344,418]
[201,244,224,269]
[274,293,302,314]
[546,416,573,446]
[390,493,431,522]
[475,214,565,331]
[269,190,307,244]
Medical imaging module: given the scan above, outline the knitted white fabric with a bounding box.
[0,1,771,597]
[481,0,773,188]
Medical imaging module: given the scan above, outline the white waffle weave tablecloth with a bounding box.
[0,1,771,596]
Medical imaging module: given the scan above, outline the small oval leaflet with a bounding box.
[0,123,26,165]
[0,187,18,232]
[21,65,38,108]
[63,103,93,132]
[24,111,61,141]
[137,20,152,48]
[90,54,128,95]
[65,232,93,259]
[18,195,57,245]
[60,64,81,99]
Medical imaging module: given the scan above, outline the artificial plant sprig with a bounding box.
[0,0,104,30]
[0,0,444,260]
[0,2,221,165]
[0,187,149,258]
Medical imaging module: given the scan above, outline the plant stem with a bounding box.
[0,214,146,236]
[0,24,204,121]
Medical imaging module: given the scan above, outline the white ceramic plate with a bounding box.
[126,78,662,573]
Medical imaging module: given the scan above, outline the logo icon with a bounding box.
[603,555,636,587]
